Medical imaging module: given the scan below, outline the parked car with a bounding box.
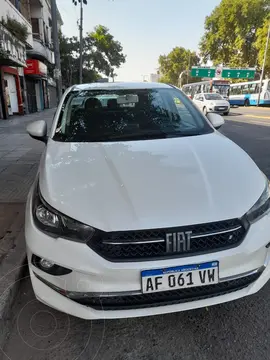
[193,93,230,115]
[25,82,270,320]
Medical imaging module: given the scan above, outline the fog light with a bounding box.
[31,255,72,276]
[40,258,54,270]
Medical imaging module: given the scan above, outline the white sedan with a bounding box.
[25,82,270,320]
[193,93,230,115]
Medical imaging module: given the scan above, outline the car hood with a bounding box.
[39,134,265,232]
[206,99,229,106]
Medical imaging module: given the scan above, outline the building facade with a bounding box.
[25,0,62,114]
[0,0,63,119]
[0,0,32,118]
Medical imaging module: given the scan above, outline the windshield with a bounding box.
[213,85,230,97]
[53,87,213,142]
[204,94,223,100]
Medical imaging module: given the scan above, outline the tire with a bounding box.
[203,107,207,115]
[244,99,250,107]
[224,112,229,116]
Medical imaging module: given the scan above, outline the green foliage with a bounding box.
[255,17,270,76]
[59,25,126,87]
[1,16,29,44]
[158,47,200,85]
[86,25,126,76]
[199,0,270,69]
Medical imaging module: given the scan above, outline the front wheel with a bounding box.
[224,112,229,116]
[203,107,207,115]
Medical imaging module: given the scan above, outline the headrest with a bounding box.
[85,97,101,110]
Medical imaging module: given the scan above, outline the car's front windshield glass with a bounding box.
[53,87,213,142]
[204,94,223,100]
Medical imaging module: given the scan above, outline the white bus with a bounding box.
[229,79,270,106]
[182,79,230,99]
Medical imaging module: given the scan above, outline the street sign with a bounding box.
[191,67,216,78]
[215,66,222,78]
[191,66,256,79]
[221,68,256,79]
[53,69,61,79]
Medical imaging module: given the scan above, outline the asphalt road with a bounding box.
[2,107,270,360]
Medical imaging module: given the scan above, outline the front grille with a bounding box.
[214,106,228,111]
[73,272,261,310]
[88,219,247,262]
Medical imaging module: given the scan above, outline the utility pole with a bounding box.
[51,0,62,104]
[178,70,189,88]
[258,21,270,106]
[79,0,83,84]
[73,0,87,84]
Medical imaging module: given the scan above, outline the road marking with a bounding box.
[241,107,270,111]
[226,118,270,127]
[244,115,270,120]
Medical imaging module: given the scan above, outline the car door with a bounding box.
[194,94,204,110]
[193,94,202,109]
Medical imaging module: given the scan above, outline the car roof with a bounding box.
[72,82,172,91]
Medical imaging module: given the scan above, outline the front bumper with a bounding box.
[26,194,270,319]
[208,106,230,113]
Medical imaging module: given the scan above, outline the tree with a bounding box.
[199,0,270,69]
[158,47,200,86]
[59,25,126,87]
[84,25,126,77]
[255,16,270,76]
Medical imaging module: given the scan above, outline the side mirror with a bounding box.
[26,120,47,143]
[207,113,225,130]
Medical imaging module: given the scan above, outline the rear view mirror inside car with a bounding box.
[117,94,139,104]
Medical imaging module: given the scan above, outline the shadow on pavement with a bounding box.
[225,112,242,117]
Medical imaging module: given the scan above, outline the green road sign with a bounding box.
[191,66,256,79]
[191,67,216,78]
[222,68,256,79]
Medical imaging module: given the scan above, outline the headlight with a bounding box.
[33,184,95,243]
[210,102,215,106]
[246,179,270,223]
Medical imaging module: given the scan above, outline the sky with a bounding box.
[56,0,221,82]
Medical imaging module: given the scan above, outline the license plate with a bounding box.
[218,107,225,110]
[141,261,219,294]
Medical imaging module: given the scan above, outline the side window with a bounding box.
[235,86,241,95]
[242,84,249,94]
[249,84,256,94]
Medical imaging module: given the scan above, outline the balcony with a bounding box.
[27,37,54,64]
[27,17,54,64]
[0,23,27,67]
[1,0,33,47]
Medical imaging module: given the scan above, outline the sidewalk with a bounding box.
[0,108,55,349]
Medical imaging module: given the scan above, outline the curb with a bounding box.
[0,227,27,352]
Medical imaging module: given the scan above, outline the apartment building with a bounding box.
[0,0,62,119]
[25,0,63,113]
